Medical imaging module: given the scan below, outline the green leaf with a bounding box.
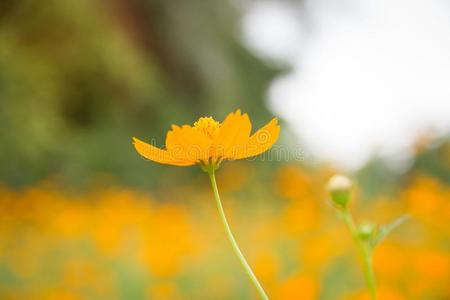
[371,214,411,248]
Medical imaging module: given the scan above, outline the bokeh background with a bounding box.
[0,0,449,299]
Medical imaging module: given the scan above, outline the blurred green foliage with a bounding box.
[0,0,279,187]
[0,0,448,195]
[355,137,450,200]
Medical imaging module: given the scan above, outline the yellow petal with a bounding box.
[232,118,280,160]
[214,109,252,158]
[132,137,195,166]
[165,125,211,162]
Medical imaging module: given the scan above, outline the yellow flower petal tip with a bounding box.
[132,110,280,169]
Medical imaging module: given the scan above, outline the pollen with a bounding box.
[194,117,220,139]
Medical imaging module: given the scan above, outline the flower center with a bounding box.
[194,117,220,139]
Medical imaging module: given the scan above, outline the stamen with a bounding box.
[194,117,220,139]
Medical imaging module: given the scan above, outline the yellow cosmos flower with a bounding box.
[132,109,280,169]
[133,109,279,300]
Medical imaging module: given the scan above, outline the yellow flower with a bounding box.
[132,109,280,169]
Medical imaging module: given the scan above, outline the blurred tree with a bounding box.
[355,157,398,200]
[409,135,450,183]
[355,134,450,200]
[0,0,279,187]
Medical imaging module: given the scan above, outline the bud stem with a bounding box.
[341,209,377,300]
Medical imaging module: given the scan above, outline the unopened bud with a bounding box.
[327,175,352,208]
[358,223,376,240]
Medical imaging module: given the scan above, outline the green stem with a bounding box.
[342,209,377,300]
[208,169,269,300]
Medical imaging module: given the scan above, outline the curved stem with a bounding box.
[208,169,269,300]
[342,210,377,300]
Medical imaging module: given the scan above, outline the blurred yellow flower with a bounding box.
[275,274,319,300]
[413,249,449,281]
[346,286,406,300]
[133,109,280,168]
[373,243,407,282]
[148,282,182,300]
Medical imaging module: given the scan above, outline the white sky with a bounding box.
[242,0,450,169]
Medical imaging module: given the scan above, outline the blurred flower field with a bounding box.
[1,164,448,300]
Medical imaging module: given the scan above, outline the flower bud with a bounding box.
[358,223,377,240]
[327,175,352,208]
